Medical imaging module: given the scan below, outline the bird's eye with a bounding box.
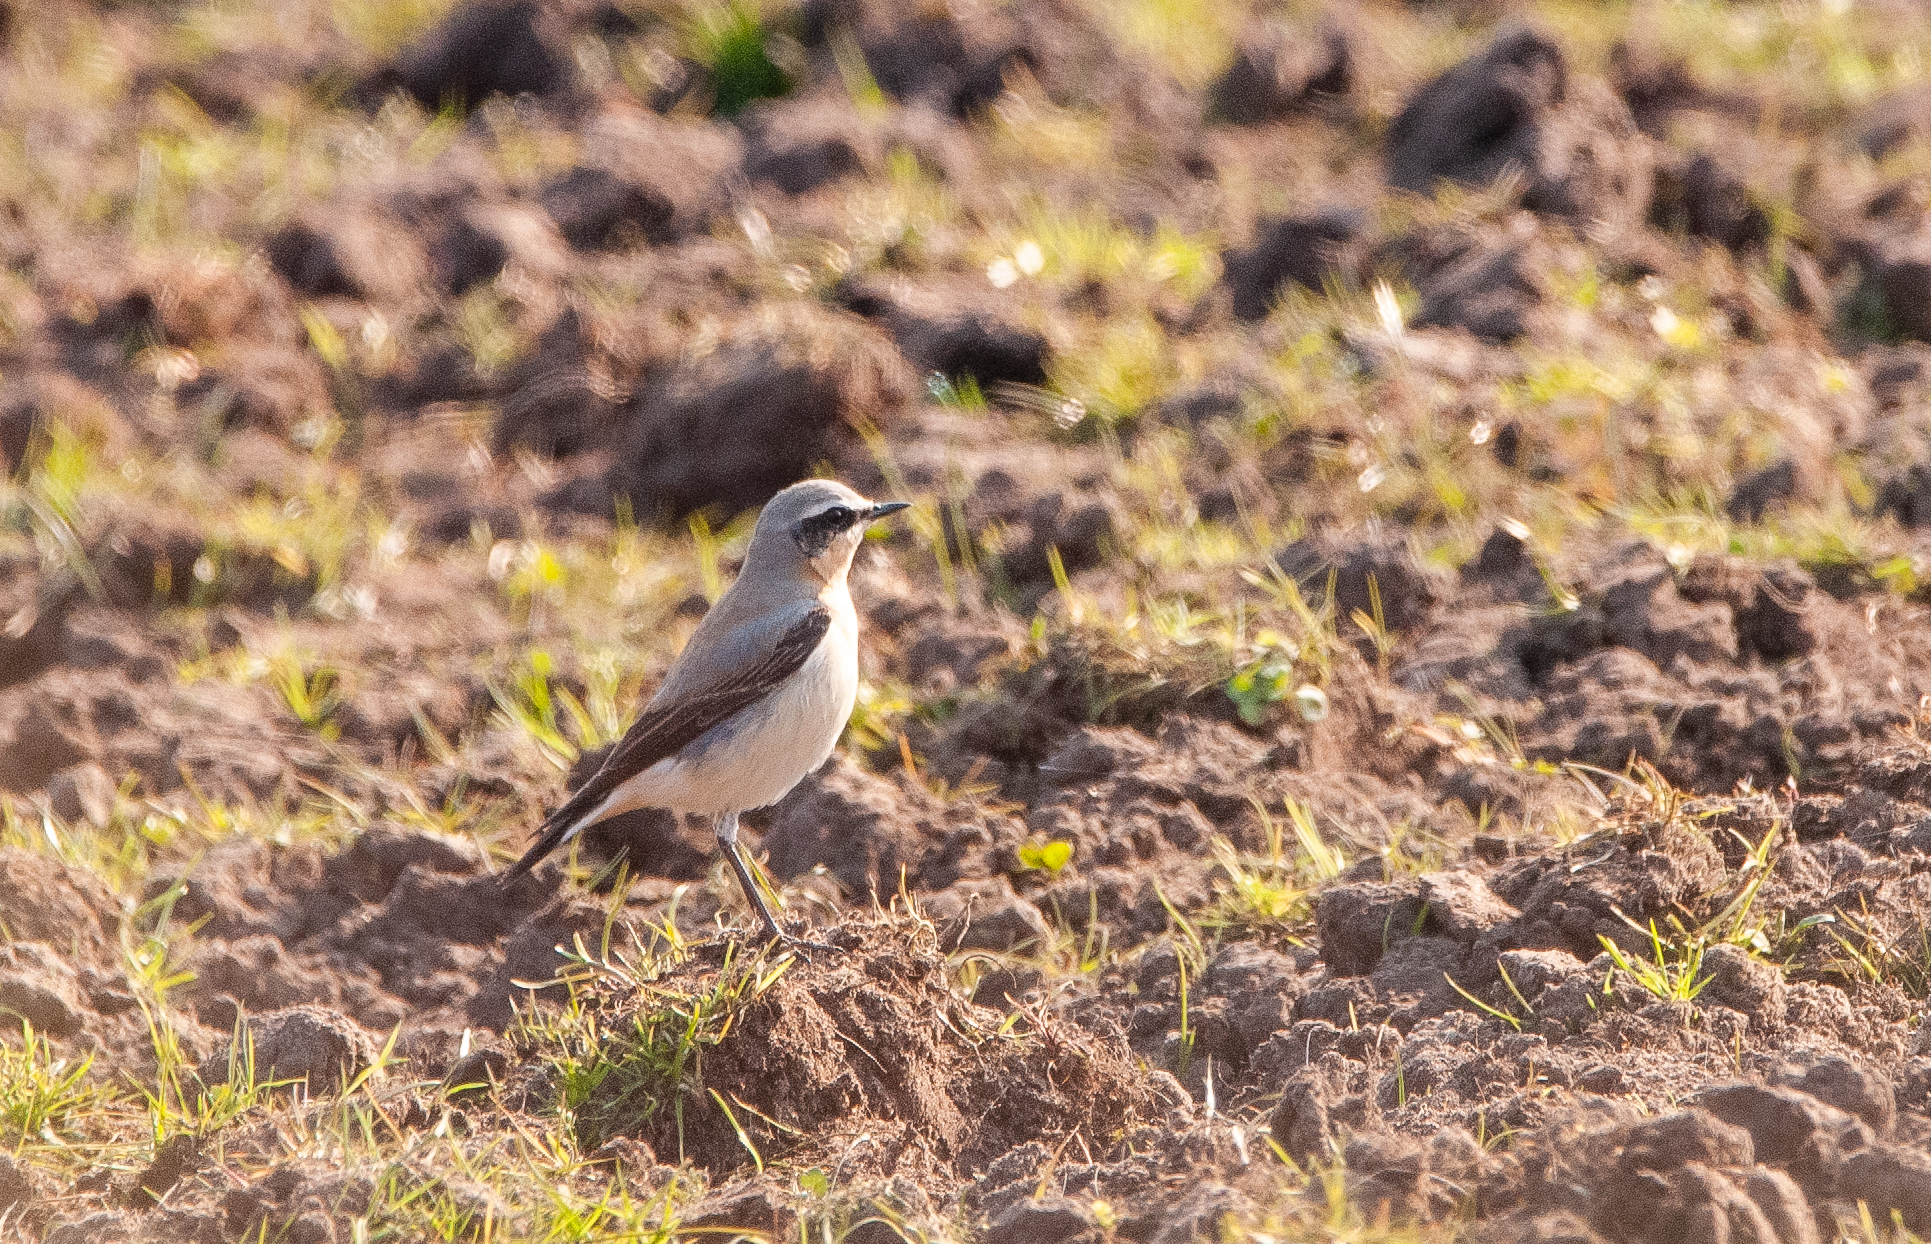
[793,505,862,555]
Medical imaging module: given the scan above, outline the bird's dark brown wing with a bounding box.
[502,605,832,880]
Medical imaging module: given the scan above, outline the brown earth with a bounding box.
[6,0,1931,1241]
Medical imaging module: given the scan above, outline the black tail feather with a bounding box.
[500,817,578,883]
[501,781,609,882]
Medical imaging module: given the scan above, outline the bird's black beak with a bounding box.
[867,501,911,522]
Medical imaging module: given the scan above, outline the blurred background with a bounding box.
[8,0,1931,811]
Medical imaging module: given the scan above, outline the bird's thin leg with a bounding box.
[714,810,787,943]
[714,811,838,951]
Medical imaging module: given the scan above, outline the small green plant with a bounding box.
[1824,908,1931,999]
[1154,889,1208,1079]
[1225,620,1329,728]
[0,1020,108,1142]
[1226,654,1293,726]
[829,26,885,113]
[558,657,630,755]
[1598,923,1713,1004]
[1451,686,1534,771]
[1348,573,1395,672]
[497,538,568,626]
[1442,962,1533,1033]
[272,655,341,734]
[686,1,792,116]
[1240,565,1339,683]
[927,372,988,411]
[139,1021,294,1141]
[1285,800,1347,882]
[491,648,583,765]
[1018,839,1074,874]
[845,679,916,754]
[15,421,108,602]
[1201,800,1345,935]
[361,1165,486,1242]
[1700,820,1782,955]
[1208,834,1309,929]
[124,884,295,1140]
[708,1087,765,1172]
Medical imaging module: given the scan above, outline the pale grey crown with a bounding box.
[753,479,871,534]
[743,478,875,572]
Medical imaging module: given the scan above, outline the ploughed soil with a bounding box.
[10,0,1931,1241]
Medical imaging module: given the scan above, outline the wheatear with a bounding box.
[503,479,908,946]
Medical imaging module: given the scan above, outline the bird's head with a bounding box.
[746,479,909,590]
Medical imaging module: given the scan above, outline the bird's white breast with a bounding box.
[605,595,859,817]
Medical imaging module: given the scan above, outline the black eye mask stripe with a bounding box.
[793,505,856,557]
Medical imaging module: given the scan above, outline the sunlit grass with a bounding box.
[1200,799,1344,935]
[985,206,1221,303]
[454,283,530,379]
[490,645,639,767]
[332,0,462,58]
[1048,314,1181,423]
[1533,0,1929,115]
[1085,0,1250,90]
[843,147,966,273]
[516,931,795,1158]
[0,1022,113,1145]
[1234,1154,1460,1244]
[1622,499,1931,599]
[987,85,1116,175]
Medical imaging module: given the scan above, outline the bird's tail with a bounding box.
[500,818,577,883]
[499,784,609,883]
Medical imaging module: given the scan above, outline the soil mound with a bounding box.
[1387,25,1650,229]
[563,917,1151,1180]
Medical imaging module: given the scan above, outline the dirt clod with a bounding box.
[1387,26,1650,229]
[381,0,575,110]
[197,1006,379,1096]
[1222,210,1367,322]
[560,317,912,522]
[1211,20,1351,124]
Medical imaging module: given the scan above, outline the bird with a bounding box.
[502,478,909,948]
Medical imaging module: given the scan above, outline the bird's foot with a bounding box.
[767,927,843,956]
